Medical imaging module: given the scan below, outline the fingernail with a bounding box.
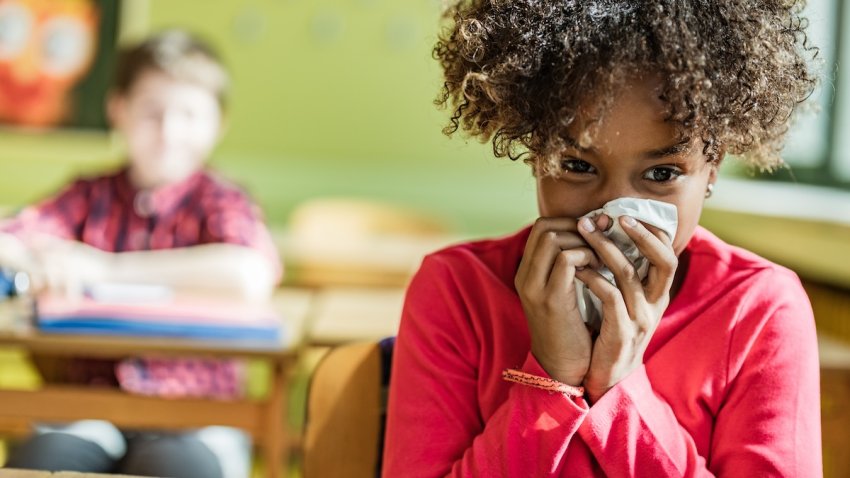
[622,216,637,227]
[580,217,595,232]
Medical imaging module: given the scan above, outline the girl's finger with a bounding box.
[619,216,678,302]
[517,218,586,292]
[574,267,631,330]
[545,247,598,296]
[577,217,643,307]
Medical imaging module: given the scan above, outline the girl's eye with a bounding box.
[560,159,596,174]
[643,166,682,183]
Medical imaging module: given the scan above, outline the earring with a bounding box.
[705,183,714,199]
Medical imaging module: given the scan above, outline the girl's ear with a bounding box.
[708,147,726,185]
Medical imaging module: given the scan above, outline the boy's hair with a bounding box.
[113,30,229,108]
[434,1,818,173]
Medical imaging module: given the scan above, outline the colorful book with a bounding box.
[35,288,282,342]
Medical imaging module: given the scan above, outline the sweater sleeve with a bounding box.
[383,254,589,478]
[578,366,715,476]
[577,269,822,477]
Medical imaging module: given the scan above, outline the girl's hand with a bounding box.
[515,218,601,386]
[576,215,678,402]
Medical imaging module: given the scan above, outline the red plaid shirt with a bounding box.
[3,167,280,276]
[2,167,281,398]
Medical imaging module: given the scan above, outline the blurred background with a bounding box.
[0,0,849,476]
[0,0,846,238]
[0,0,536,234]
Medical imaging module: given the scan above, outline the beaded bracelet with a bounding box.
[502,368,585,398]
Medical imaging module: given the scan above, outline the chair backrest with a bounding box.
[303,338,395,478]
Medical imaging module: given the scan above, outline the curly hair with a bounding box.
[434,0,818,174]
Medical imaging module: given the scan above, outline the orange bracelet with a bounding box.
[502,368,585,398]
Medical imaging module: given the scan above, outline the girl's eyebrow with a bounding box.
[564,135,597,155]
[564,135,692,159]
[643,138,692,159]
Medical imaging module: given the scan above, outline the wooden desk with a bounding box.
[0,289,313,478]
[279,231,461,288]
[307,287,405,345]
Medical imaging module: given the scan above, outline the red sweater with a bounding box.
[384,226,821,477]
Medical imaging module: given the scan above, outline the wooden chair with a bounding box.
[302,338,394,478]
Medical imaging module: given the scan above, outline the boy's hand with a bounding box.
[29,237,110,297]
[576,215,677,402]
[515,218,601,386]
[0,233,42,280]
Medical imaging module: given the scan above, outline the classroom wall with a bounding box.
[0,0,538,235]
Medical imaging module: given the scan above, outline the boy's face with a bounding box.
[108,69,222,189]
[535,76,718,256]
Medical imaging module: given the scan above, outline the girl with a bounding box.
[384,1,821,476]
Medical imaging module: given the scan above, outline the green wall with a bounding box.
[0,0,538,235]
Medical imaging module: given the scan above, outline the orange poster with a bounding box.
[0,0,119,131]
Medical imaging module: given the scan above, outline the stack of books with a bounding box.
[35,284,282,342]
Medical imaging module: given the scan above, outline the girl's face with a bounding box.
[536,76,718,256]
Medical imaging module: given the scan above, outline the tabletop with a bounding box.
[0,288,314,360]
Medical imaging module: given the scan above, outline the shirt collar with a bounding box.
[114,167,204,219]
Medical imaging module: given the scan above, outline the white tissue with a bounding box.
[575,197,678,331]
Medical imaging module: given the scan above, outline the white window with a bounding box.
[831,0,850,180]
[783,0,836,170]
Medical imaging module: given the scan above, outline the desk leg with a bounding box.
[264,360,289,478]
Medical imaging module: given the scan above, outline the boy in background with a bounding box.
[0,30,280,478]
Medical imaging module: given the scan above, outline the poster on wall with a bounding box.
[0,0,121,132]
